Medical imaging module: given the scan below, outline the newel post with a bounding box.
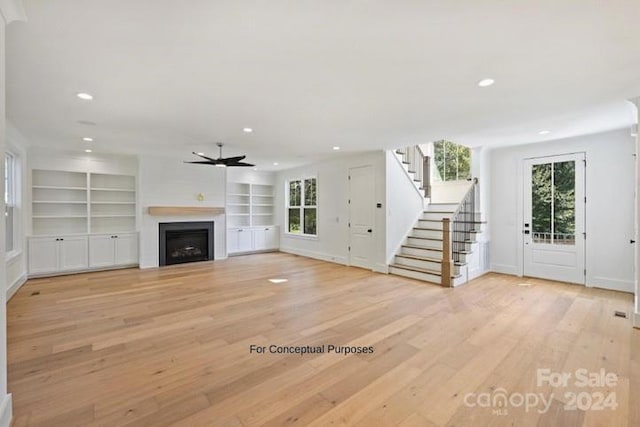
[442,218,453,287]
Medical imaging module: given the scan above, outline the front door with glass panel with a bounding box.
[523,153,585,284]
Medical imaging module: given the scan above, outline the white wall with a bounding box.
[275,151,387,272]
[5,122,28,299]
[0,3,27,425]
[138,155,226,268]
[490,128,636,293]
[632,97,640,327]
[385,150,424,263]
[227,168,275,186]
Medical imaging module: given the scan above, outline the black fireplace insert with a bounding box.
[159,221,214,266]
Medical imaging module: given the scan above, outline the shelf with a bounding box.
[252,213,274,216]
[229,213,250,216]
[147,206,225,216]
[32,185,86,191]
[91,215,136,218]
[33,201,87,204]
[228,193,250,197]
[252,195,274,198]
[91,202,136,205]
[253,204,274,207]
[228,203,250,206]
[91,188,136,192]
[33,215,88,219]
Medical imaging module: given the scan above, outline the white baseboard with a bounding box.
[490,263,520,276]
[634,312,640,329]
[588,276,635,294]
[279,247,348,266]
[0,394,12,427]
[373,263,389,274]
[7,273,27,301]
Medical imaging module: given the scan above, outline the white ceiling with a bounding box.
[6,0,640,170]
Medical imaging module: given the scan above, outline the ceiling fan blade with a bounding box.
[226,161,255,167]
[192,152,219,162]
[184,161,217,164]
[222,155,246,162]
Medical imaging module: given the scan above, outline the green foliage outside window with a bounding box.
[287,178,317,235]
[433,140,471,182]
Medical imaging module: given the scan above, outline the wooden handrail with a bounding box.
[441,218,453,287]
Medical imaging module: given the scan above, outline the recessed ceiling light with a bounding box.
[215,164,226,168]
[196,152,204,156]
[82,137,93,142]
[253,167,258,171]
[243,127,253,133]
[333,146,341,151]
[76,92,94,100]
[85,149,92,153]
[77,120,97,126]
[477,78,495,87]
[539,130,551,135]
[273,162,279,166]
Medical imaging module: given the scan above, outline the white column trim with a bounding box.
[631,97,639,324]
[0,0,26,25]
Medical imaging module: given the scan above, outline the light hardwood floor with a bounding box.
[7,252,640,426]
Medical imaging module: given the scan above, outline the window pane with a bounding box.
[289,180,301,206]
[5,206,13,252]
[304,178,316,206]
[433,141,445,182]
[553,161,575,245]
[303,208,317,235]
[532,163,552,244]
[433,140,470,182]
[288,208,300,233]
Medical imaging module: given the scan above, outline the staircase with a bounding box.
[389,146,482,287]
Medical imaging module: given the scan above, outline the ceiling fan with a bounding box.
[185,142,254,167]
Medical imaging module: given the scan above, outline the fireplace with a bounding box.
[159,221,214,266]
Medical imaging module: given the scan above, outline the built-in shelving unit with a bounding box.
[90,173,136,234]
[31,170,137,236]
[226,182,275,227]
[31,170,89,235]
[226,182,278,255]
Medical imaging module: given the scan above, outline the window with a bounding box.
[286,177,317,236]
[5,153,16,252]
[433,140,471,182]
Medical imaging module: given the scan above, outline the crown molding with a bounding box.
[0,0,26,25]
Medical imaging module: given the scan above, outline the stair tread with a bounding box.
[409,235,442,241]
[396,254,442,263]
[402,245,443,252]
[390,263,461,279]
[389,263,441,276]
[413,227,443,231]
[424,210,455,214]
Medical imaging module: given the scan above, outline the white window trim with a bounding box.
[285,176,318,239]
[5,150,22,260]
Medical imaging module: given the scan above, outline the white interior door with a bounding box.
[523,153,585,284]
[349,165,375,269]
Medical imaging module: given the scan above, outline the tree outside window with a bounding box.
[433,140,471,182]
[287,177,317,236]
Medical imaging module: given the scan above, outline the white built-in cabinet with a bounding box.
[227,182,279,254]
[29,169,139,276]
[89,233,138,268]
[29,236,89,275]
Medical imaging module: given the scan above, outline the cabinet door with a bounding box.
[114,233,138,265]
[29,237,59,274]
[237,228,253,251]
[253,228,267,250]
[59,236,89,271]
[227,229,239,254]
[89,235,115,268]
[265,227,279,249]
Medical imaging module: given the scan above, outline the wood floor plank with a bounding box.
[6,252,639,426]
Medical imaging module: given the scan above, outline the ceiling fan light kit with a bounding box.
[185,142,255,167]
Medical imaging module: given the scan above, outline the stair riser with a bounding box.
[411,228,442,239]
[395,256,441,272]
[417,220,443,230]
[401,246,443,259]
[422,212,452,221]
[389,267,442,285]
[407,237,442,249]
[428,203,458,211]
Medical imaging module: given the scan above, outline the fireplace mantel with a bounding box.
[148,206,225,216]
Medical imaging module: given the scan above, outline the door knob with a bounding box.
[367,229,372,233]
[631,239,636,244]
